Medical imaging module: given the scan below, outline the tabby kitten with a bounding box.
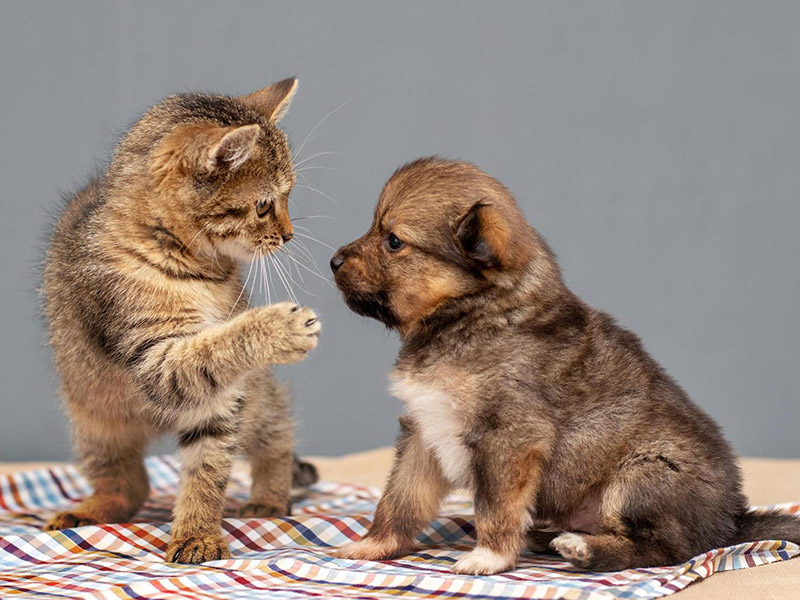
[42,78,321,564]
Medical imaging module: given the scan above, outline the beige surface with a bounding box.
[2,450,799,598]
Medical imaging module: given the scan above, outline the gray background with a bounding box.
[0,1,798,461]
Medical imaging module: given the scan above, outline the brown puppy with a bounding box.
[331,157,800,574]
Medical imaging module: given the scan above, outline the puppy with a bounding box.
[330,157,800,574]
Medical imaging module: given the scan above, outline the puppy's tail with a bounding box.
[729,509,800,545]
[292,454,319,488]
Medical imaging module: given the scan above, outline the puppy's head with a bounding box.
[331,157,539,333]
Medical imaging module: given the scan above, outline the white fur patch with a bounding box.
[389,374,472,487]
[452,547,515,575]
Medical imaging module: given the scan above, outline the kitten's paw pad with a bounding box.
[551,532,591,564]
[452,547,516,575]
[166,535,230,564]
[334,537,404,561]
[44,512,99,531]
[238,502,290,519]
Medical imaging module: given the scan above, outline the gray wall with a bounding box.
[1,1,798,461]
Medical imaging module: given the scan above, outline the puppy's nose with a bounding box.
[330,252,345,273]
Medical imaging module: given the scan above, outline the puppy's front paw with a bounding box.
[249,302,320,364]
[166,534,230,564]
[335,537,406,561]
[452,547,516,575]
[551,532,591,567]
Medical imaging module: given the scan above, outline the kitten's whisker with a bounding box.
[266,252,276,304]
[228,249,258,319]
[293,151,346,168]
[281,252,336,289]
[269,254,298,304]
[292,100,350,162]
[261,253,272,304]
[288,238,318,268]
[182,223,211,255]
[294,183,339,205]
[290,215,335,222]
[257,254,263,303]
[247,252,260,308]
[294,232,336,251]
[275,252,321,298]
[284,245,328,292]
[282,246,308,287]
[295,165,337,173]
[289,237,330,280]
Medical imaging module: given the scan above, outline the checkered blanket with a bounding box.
[0,457,797,599]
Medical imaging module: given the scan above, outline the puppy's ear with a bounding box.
[240,77,298,122]
[455,201,535,272]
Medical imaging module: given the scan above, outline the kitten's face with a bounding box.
[193,124,298,262]
[147,78,300,261]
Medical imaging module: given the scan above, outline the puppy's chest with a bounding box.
[389,372,473,487]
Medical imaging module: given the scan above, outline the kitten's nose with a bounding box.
[330,252,345,273]
[281,230,293,243]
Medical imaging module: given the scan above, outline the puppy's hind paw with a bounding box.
[551,532,591,567]
[452,547,516,575]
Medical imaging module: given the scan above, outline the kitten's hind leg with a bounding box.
[45,417,149,530]
[238,375,296,518]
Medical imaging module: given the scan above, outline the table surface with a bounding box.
[3,449,799,599]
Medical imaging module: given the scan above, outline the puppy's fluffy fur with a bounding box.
[332,157,800,574]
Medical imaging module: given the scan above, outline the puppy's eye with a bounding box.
[256,197,272,218]
[385,233,405,252]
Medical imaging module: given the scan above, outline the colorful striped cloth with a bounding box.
[0,457,797,599]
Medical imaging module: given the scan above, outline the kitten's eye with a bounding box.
[256,197,272,218]
[385,233,405,252]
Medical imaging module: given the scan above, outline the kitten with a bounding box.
[42,78,321,564]
[331,157,800,574]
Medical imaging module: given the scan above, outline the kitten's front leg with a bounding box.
[336,419,449,560]
[166,402,240,564]
[130,301,319,429]
[128,302,318,564]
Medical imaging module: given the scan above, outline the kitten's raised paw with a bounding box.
[334,537,405,561]
[166,534,230,564]
[251,302,321,364]
[44,511,99,531]
[452,547,516,575]
[238,502,290,519]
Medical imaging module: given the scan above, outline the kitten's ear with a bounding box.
[455,201,535,272]
[203,124,260,172]
[240,77,298,122]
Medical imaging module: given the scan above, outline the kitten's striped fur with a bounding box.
[42,78,320,564]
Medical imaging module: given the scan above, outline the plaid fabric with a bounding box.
[0,457,797,599]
